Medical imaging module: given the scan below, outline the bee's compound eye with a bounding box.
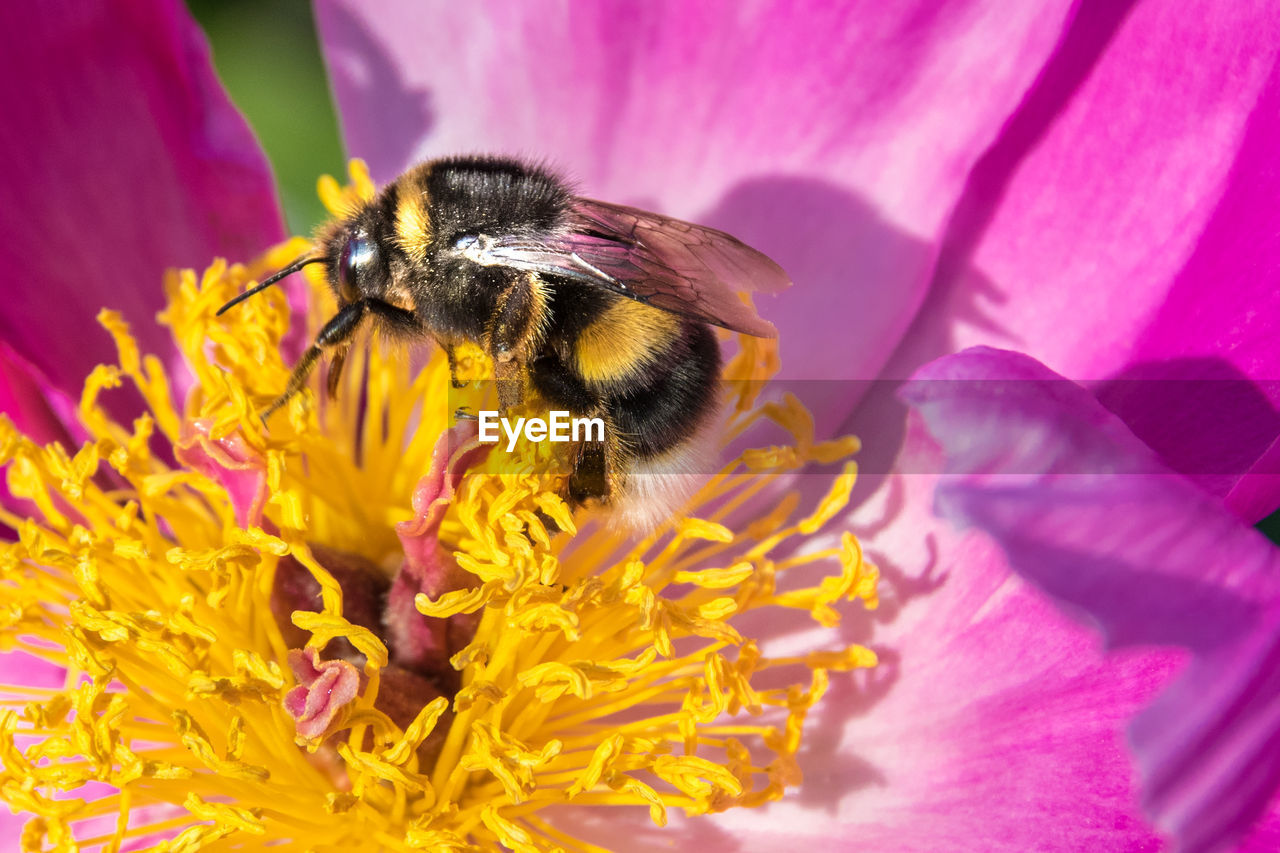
[338,234,378,301]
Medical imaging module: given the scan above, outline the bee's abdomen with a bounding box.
[572,298,679,391]
[605,318,722,459]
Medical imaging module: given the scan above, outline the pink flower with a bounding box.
[3,0,1279,849]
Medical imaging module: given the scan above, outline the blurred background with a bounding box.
[188,0,343,233]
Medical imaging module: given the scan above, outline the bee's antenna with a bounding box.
[217,255,325,316]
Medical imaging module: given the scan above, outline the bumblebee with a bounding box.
[219,156,789,526]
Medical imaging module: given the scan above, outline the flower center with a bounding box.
[0,161,879,851]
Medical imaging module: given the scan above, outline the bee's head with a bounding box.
[213,212,387,318]
[322,206,393,306]
[215,204,423,419]
[330,227,384,304]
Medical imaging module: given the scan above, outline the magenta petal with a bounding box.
[0,343,83,449]
[315,0,1077,431]
[901,346,1280,851]
[1092,361,1280,523]
[0,0,282,415]
[0,345,88,521]
[1224,435,1280,528]
[1135,608,1280,853]
[887,1,1280,519]
[1107,45,1280,521]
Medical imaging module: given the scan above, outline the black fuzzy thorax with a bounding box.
[424,156,571,240]
[409,158,574,341]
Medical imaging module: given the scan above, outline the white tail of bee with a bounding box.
[608,404,725,533]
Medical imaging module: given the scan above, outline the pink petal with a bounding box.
[901,346,1280,851]
[882,0,1280,520]
[288,645,326,687]
[0,0,282,421]
[548,395,1195,849]
[315,0,1078,432]
[394,421,488,587]
[0,343,83,449]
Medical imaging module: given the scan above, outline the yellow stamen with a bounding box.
[0,160,878,851]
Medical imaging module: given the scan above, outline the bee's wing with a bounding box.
[460,198,790,337]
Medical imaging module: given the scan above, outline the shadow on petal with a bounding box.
[316,0,435,183]
[1095,358,1280,520]
[901,346,1280,851]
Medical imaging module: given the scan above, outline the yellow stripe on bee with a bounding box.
[394,165,433,263]
[527,273,552,346]
[574,298,678,386]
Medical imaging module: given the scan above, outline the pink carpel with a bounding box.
[284,647,361,740]
[386,421,489,676]
[176,417,268,528]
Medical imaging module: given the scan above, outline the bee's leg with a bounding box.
[494,358,525,410]
[486,272,548,411]
[326,343,351,399]
[264,300,366,420]
[566,411,624,509]
[527,411,613,538]
[567,437,610,506]
[445,345,466,389]
[364,298,422,336]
